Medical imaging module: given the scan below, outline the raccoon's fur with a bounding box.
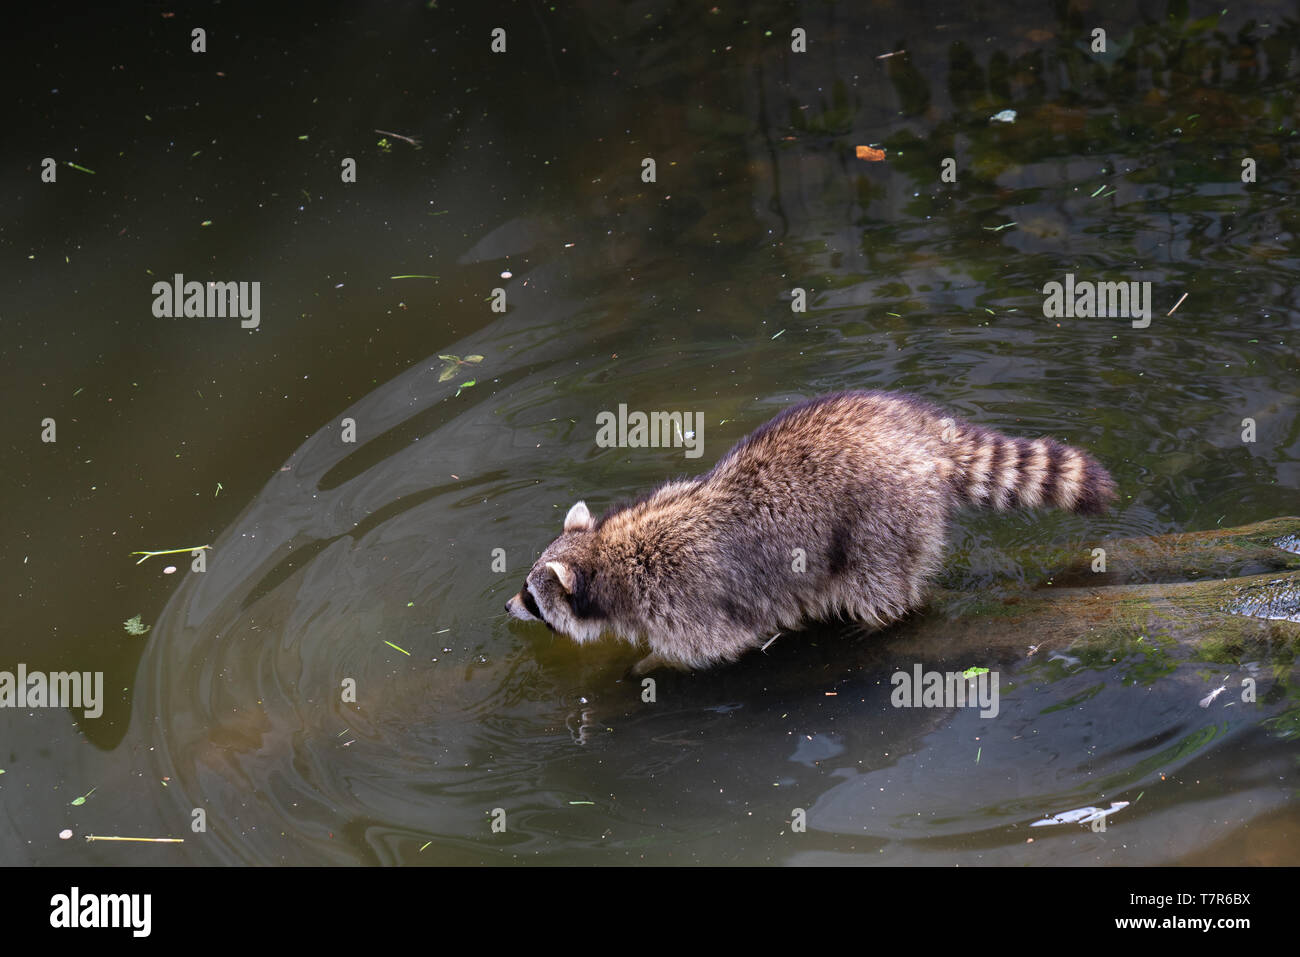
[506,391,1116,675]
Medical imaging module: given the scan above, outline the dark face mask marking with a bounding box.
[521,585,554,631]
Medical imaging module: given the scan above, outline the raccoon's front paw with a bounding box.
[625,652,680,679]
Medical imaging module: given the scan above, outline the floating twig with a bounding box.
[84,835,185,843]
[375,129,422,148]
[1167,292,1188,316]
[131,545,210,565]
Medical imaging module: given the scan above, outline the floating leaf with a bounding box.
[1030,801,1129,826]
[439,355,484,382]
[961,666,990,679]
[70,787,96,806]
[123,614,151,636]
[454,379,477,397]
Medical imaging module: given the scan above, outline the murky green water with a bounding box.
[3,2,1298,865]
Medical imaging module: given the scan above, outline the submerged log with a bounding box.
[895,517,1300,665]
[978,516,1300,586]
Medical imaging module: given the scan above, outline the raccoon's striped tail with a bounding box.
[942,424,1116,515]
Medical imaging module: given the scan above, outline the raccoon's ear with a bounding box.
[563,501,594,532]
[546,561,576,593]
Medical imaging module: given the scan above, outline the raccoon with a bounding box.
[506,390,1116,675]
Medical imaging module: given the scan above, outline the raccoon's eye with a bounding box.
[521,587,543,621]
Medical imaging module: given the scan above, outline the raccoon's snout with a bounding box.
[505,591,534,621]
[507,585,555,631]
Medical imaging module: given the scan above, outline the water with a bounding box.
[2,1,1297,865]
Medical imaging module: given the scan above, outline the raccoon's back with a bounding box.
[709,391,1116,516]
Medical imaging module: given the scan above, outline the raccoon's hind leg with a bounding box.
[839,534,942,627]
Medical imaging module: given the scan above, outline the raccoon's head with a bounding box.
[505,501,607,643]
